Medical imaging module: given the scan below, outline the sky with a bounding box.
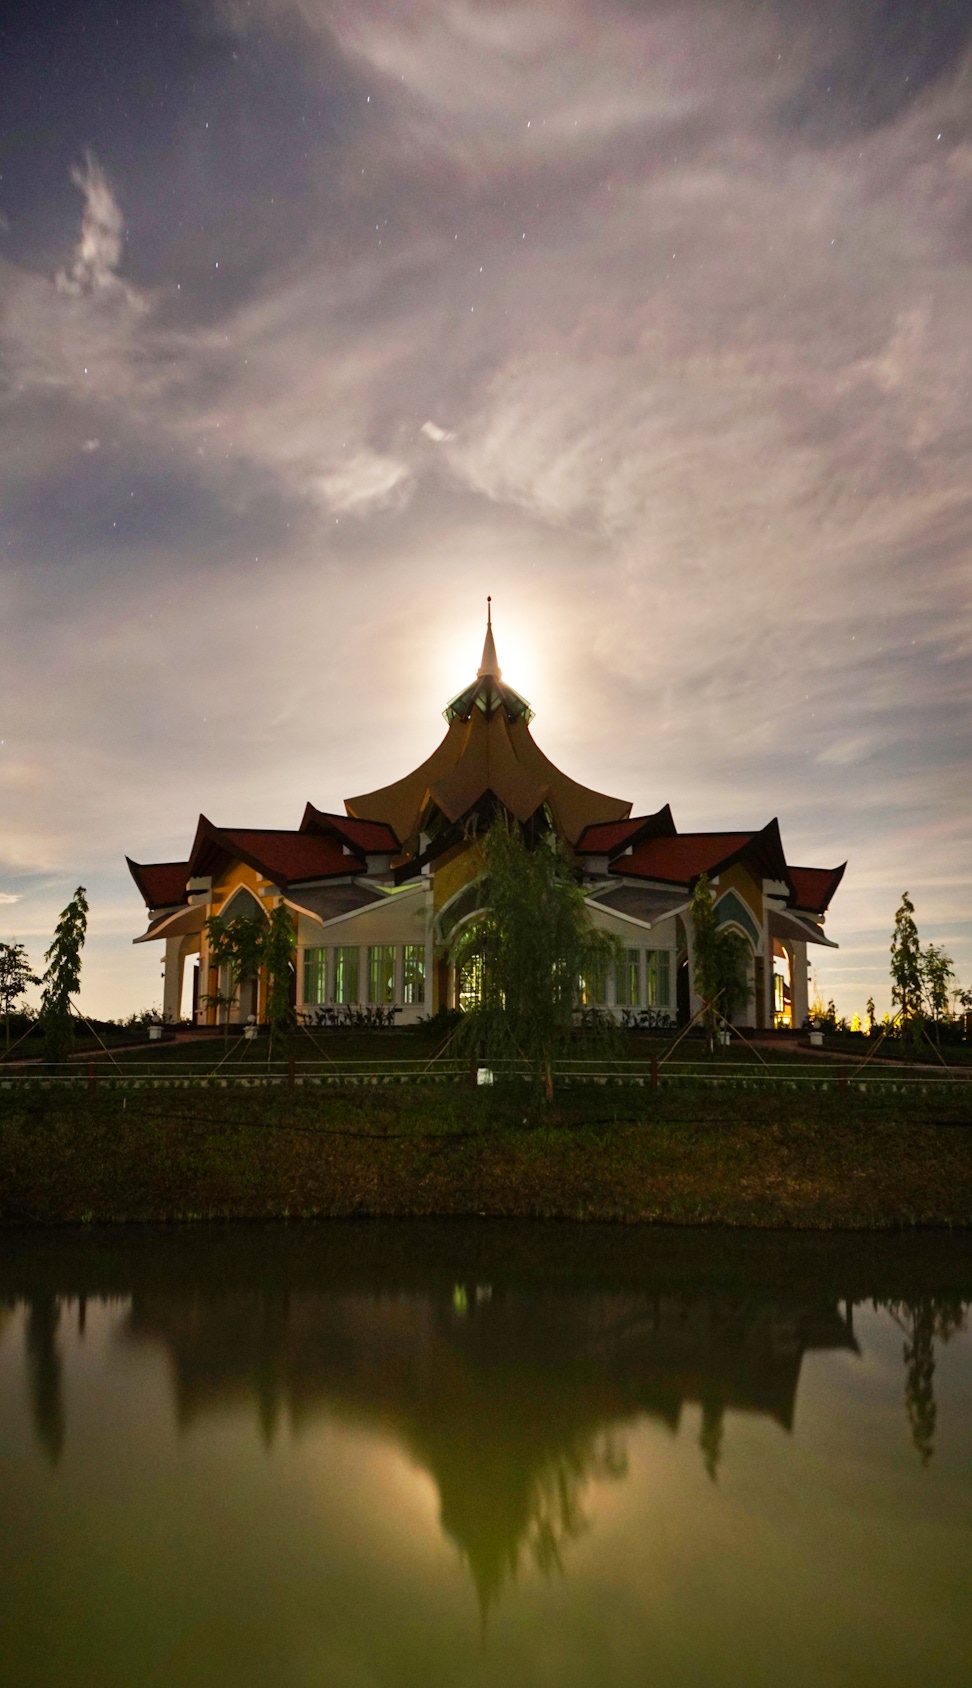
[1,0,971,1019]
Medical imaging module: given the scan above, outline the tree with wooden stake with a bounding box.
[890,893,923,1046]
[262,900,296,1055]
[920,942,955,1043]
[0,942,40,1053]
[452,815,618,1101]
[39,887,89,1064]
[690,872,752,1054]
[203,912,264,1041]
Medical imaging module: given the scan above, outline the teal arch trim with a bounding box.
[714,889,760,948]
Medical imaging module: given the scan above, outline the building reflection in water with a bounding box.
[6,1245,968,1613]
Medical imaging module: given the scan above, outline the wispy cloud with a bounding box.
[56,153,134,300]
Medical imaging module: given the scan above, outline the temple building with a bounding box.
[129,609,844,1029]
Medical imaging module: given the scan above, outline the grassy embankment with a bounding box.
[2,1063,971,1228]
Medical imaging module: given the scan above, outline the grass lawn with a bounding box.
[2,1079,971,1230]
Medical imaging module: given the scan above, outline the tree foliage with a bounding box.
[919,943,955,1026]
[452,817,618,1099]
[0,941,40,1051]
[203,901,295,1032]
[890,893,922,1030]
[262,901,296,1033]
[690,873,752,1050]
[40,886,89,1062]
[205,912,264,987]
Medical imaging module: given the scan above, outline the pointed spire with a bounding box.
[478,596,501,678]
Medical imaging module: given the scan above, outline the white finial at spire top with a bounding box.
[478,598,501,678]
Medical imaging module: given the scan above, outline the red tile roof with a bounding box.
[575,819,645,855]
[300,805,399,853]
[219,829,354,883]
[788,864,846,915]
[577,806,677,858]
[187,817,358,885]
[619,832,756,885]
[127,859,189,909]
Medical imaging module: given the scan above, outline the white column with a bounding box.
[685,922,700,1019]
[790,940,809,1028]
[359,945,368,1005]
[163,936,185,1024]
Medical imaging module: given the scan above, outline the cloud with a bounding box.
[318,448,412,512]
[0,892,21,905]
[55,153,141,304]
[421,420,453,443]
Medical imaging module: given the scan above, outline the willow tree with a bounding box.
[690,872,751,1052]
[452,817,617,1100]
[40,886,89,1063]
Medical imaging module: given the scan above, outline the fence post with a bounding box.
[650,1057,659,1090]
[87,1059,97,1097]
[288,1054,296,1093]
[470,1054,478,1090]
[838,1072,848,1098]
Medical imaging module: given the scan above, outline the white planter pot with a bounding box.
[809,1030,824,1047]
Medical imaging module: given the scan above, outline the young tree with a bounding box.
[262,901,296,1045]
[690,873,752,1052]
[203,911,264,1033]
[39,887,89,1063]
[890,893,923,1038]
[920,943,955,1037]
[0,941,40,1052]
[452,816,617,1100]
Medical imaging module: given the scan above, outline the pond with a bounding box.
[1,1222,970,1687]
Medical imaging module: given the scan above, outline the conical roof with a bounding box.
[346,608,631,849]
[444,600,534,726]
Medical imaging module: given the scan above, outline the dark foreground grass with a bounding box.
[2,1081,972,1229]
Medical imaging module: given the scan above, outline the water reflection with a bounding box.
[3,1225,968,1614]
[891,1300,968,1465]
[123,1284,862,1606]
[24,1296,64,1466]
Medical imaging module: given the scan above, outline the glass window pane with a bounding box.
[646,950,671,1007]
[578,959,607,1006]
[403,945,425,1005]
[334,946,359,1004]
[369,944,396,1004]
[302,947,326,1006]
[458,954,482,1011]
[615,949,640,1007]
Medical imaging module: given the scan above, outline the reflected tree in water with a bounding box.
[699,1398,725,1481]
[25,1296,64,1465]
[891,1298,968,1465]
